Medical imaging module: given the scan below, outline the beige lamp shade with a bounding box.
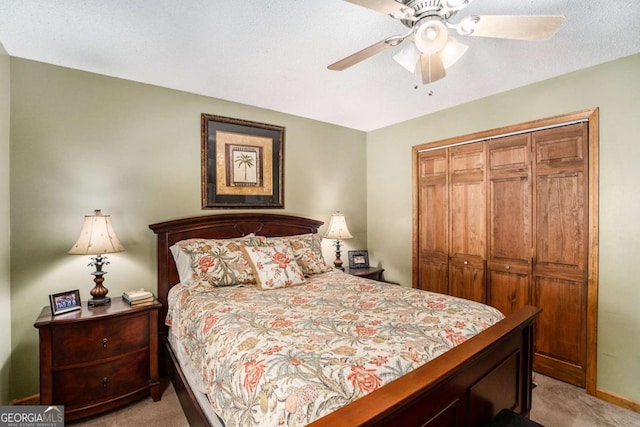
[68,210,125,255]
[324,212,353,240]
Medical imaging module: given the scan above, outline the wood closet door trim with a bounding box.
[412,108,599,396]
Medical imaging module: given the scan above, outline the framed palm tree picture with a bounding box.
[201,114,284,208]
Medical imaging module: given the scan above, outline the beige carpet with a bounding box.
[67,378,189,427]
[68,374,640,426]
[530,373,640,426]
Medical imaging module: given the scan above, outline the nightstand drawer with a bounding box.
[52,312,149,366]
[52,348,150,408]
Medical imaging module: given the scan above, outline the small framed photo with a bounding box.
[348,250,370,269]
[49,289,81,316]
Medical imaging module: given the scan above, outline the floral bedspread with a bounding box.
[166,270,504,427]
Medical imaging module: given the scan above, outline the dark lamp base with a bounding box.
[88,296,111,307]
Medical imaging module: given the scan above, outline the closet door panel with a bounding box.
[489,178,530,261]
[488,140,529,172]
[449,257,485,303]
[487,135,532,315]
[449,146,486,258]
[533,123,588,274]
[450,180,485,258]
[535,172,586,271]
[419,259,448,295]
[532,123,588,387]
[488,271,529,316]
[417,151,449,293]
[533,276,587,386]
[535,129,585,172]
[449,144,486,302]
[420,183,447,254]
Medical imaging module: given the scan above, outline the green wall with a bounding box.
[367,54,640,402]
[0,42,11,405]
[8,59,367,399]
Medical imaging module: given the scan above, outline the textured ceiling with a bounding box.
[0,0,639,131]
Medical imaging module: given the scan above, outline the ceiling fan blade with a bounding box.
[458,15,566,40]
[328,35,409,71]
[344,0,415,19]
[420,53,446,84]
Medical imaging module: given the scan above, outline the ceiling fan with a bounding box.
[329,0,565,85]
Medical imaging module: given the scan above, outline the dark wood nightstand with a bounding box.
[346,266,385,282]
[34,297,162,421]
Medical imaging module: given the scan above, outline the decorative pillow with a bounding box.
[261,233,333,276]
[170,234,264,286]
[242,245,305,290]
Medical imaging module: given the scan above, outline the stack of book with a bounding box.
[122,289,154,306]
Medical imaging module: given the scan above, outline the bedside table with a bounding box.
[346,266,385,282]
[34,297,162,421]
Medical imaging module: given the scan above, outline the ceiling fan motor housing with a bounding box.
[401,0,473,25]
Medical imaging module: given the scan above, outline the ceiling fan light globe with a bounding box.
[393,43,420,73]
[440,37,468,69]
[414,19,449,54]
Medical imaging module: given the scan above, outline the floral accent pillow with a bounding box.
[262,233,333,276]
[170,235,264,287]
[242,245,305,290]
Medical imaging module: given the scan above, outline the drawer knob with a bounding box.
[505,265,510,270]
[464,260,468,265]
[102,377,109,388]
[102,338,108,349]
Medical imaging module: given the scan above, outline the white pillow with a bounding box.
[170,244,194,284]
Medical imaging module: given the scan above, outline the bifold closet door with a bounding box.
[449,144,486,304]
[532,123,589,387]
[416,149,449,295]
[487,134,532,316]
[414,112,596,390]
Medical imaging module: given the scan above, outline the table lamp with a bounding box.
[323,211,352,271]
[68,209,125,306]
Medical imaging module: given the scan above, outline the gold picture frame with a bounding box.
[201,114,284,208]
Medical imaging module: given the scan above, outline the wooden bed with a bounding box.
[149,213,541,427]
